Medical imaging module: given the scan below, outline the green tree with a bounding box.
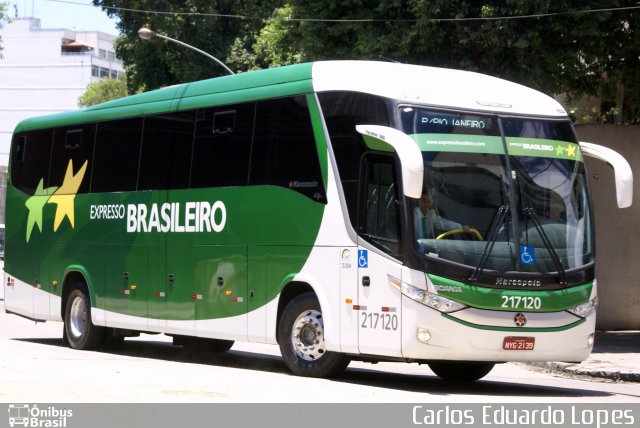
[251,0,640,121]
[92,1,640,121]
[78,76,129,107]
[93,0,283,92]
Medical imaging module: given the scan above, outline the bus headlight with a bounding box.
[401,282,467,313]
[567,296,599,318]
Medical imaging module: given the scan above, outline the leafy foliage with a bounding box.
[94,0,282,92]
[94,1,640,121]
[78,77,129,107]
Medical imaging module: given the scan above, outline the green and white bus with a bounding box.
[4,61,633,381]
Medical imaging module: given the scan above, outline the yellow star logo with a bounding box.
[47,159,88,232]
[566,144,577,157]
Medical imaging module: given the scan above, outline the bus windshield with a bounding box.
[400,107,593,277]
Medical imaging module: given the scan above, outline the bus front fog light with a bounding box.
[587,333,595,347]
[417,328,431,344]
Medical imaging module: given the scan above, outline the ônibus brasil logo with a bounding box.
[8,404,73,428]
[24,159,226,242]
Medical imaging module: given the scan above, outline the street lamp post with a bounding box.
[137,27,235,76]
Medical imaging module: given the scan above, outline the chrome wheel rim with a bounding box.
[291,309,326,361]
[69,295,86,339]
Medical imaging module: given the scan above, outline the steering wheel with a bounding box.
[436,227,484,241]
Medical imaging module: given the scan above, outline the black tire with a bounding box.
[64,286,104,350]
[428,361,495,381]
[277,292,350,378]
[182,337,234,354]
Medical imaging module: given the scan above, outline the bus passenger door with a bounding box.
[356,155,403,357]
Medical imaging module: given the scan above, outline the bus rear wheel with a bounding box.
[64,287,104,350]
[428,361,495,381]
[277,292,349,378]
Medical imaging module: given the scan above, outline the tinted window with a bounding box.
[502,119,576,141]
[250,96,326,202]
[191,103,254,188]
[359,155,401,257]
[318,92,390,225]
[139,111,195,190]
[91,118,143,192]
[400,108,500,136]
[11,129,53,194]
[49,124,95,194]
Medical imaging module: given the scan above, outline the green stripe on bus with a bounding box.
[506,137,583,161]
[442,313,586,332]
[429,274,592,312]
[410,134,505,154]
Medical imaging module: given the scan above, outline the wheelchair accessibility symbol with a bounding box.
[358,250,368,268]
[520,245,536,265]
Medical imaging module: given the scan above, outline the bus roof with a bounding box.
[312,61,567,117]
[13,60,567,132]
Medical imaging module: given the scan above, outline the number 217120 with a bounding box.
[361,312,398,330]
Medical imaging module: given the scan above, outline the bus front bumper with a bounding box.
[401,297,595,363]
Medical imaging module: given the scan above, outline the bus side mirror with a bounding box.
[356,125,424,198]
[580,141,633,208]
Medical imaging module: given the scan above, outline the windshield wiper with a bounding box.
[522,207,568,286]
[468,204,509,282]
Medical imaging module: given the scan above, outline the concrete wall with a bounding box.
[0,18,122,167]
[576,124,640,329]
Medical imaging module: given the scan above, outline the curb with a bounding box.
[522,361,640,383]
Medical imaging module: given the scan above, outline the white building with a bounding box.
[0,17,123,166]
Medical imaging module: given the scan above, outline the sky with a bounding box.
[11,0,120,35]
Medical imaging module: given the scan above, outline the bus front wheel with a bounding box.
[63,287,104,350]
[428,361,495,381]
[278,292,350,378]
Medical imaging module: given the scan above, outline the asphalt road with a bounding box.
[1,300,639,404]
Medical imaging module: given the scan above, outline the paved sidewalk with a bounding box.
[526,331,640,382]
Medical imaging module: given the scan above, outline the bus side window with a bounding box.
[191,103,254,188]
[49,124,95,194]
[358,155,402,258]
[318,92,391,227]
[250,96,326,203]
[213,110,236,135]
[139,111,195,190]
[14,136,27,162]
[91,118,143,193]
[65,129,83,149]
[11,130,54,194]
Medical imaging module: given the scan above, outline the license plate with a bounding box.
[503,336,535,351]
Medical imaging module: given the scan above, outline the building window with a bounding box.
[98,48,107,58]
[99,67,109,78]
[91,65,99,77]
[110,70,118,79]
